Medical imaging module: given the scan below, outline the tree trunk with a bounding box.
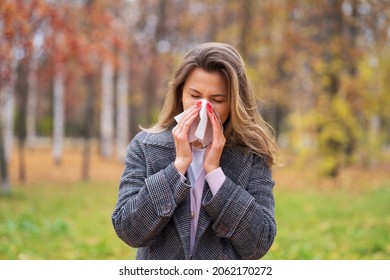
[368,115,381,166]
[100,62,114,158]
[0,91,10,193]
[141,0,167,127]
[323,0,343,96]
[0,58,17,192]
[344,0,358,77]
[116,53,129,161]
[15,56,30,183]
[27,58,38,149]
[318,0,344,177]
[238,0,253,59]
[82,73,95,180]
[53,70,65,165]
[0,132,9,193]
[3,77,15,162]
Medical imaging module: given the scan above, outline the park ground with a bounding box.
[1,144,389,259]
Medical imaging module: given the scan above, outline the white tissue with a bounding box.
[174,99,213,147]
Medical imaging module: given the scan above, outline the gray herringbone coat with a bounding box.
[112,129,276,260]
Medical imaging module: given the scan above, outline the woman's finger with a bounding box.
[179,108,200,136]
[206,104,223,133]
[177,103,201,131]
[204,104,226,174]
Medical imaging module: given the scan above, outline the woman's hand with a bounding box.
[173,101,202,175]
[204,103,226,174]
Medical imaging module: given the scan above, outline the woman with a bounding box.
[112,42,277,260]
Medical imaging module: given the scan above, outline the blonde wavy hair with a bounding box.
[147,42,277,167]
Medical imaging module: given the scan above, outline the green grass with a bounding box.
[0,182,135,260]
[1,181,389,260]
[264,185,390,260]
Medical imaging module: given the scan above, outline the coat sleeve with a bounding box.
[111,132,191,248]
[202,154,276,259]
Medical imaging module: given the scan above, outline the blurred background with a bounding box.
[0,0,389,260]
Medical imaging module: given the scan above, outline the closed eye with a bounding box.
[212,98,226,103]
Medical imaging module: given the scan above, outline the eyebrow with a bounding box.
[189,88,226,97]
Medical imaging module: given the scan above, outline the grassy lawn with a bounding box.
[0,181,134,260]
[265,185,390,259]
[1,147,389,259]
[1,179,389,260]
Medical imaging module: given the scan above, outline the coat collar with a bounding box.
[142,128,175,148]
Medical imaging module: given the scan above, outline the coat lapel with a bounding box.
[196,146,249,245]
[196,185,213,240]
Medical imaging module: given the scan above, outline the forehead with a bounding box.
[184,68,227,92]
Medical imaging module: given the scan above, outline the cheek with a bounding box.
[214,105,230,124]
[182,96,194,110]
[182,101,191,111]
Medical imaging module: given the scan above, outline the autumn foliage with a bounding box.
[1,0,390,191]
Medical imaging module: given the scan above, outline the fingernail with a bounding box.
[207,103,213,113]
[196,101,202,107]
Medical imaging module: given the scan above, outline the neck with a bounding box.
[192,141,203,149]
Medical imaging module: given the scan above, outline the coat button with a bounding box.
[162,204,171,214]
[217,224,229,236]
[191,211,195,219]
